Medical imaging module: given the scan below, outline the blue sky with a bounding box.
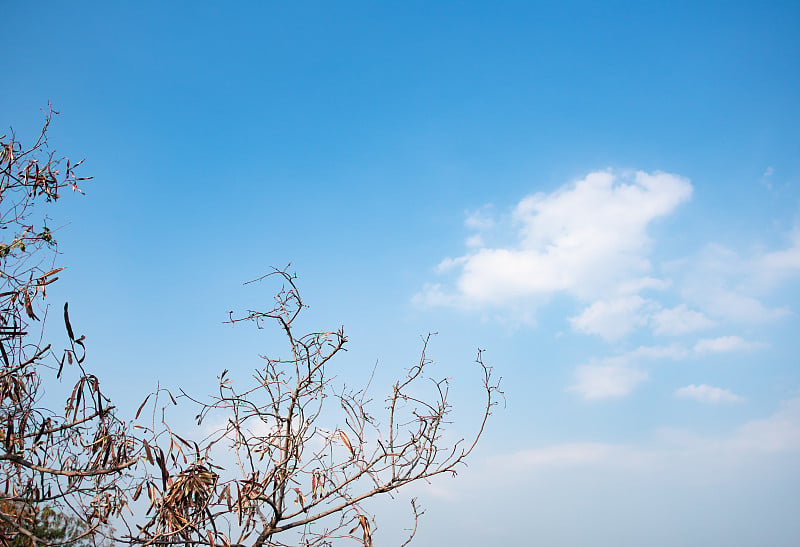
[3,2,800,545]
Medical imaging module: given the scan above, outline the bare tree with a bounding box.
[1,110,501,547]
[123,270,501,546]
[1,106,136,545]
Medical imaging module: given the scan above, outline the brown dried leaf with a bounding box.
[63,302,74,340]
[135,394,151,419]
[339,430,354,457]
[349,514,373,547]
[143,440,154,465]
[23,290,38,320]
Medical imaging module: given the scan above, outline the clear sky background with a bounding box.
[3,2,800,545]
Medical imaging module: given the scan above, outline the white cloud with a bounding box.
[570,363,648,399]
[457,247,565,303]
[572,299,717,341]
[694,336,765,354]
[418,169,800,350]
[569,345,688,400]
[572,298,719,341]
[417,170,693,310]
[675,384,745,403]
[649,304,715,336]
[569,296,652,341]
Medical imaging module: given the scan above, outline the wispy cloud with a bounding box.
[694,336,766,354]
[570,363,649,400]
[568,337,766,401]
[675,384,745,403]
[678,241,798,324]
[649,304,715,336]
[494,442,626,468]
[570,299,720,341]
[569,345,687,400]
[418,397,800,501]
[755,229,800,288]
[760,166,774,190]
[463,206,496,231]
[569,295,652,341]
[490,395,800,473]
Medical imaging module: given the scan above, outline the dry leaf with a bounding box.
[339,430,354,457]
